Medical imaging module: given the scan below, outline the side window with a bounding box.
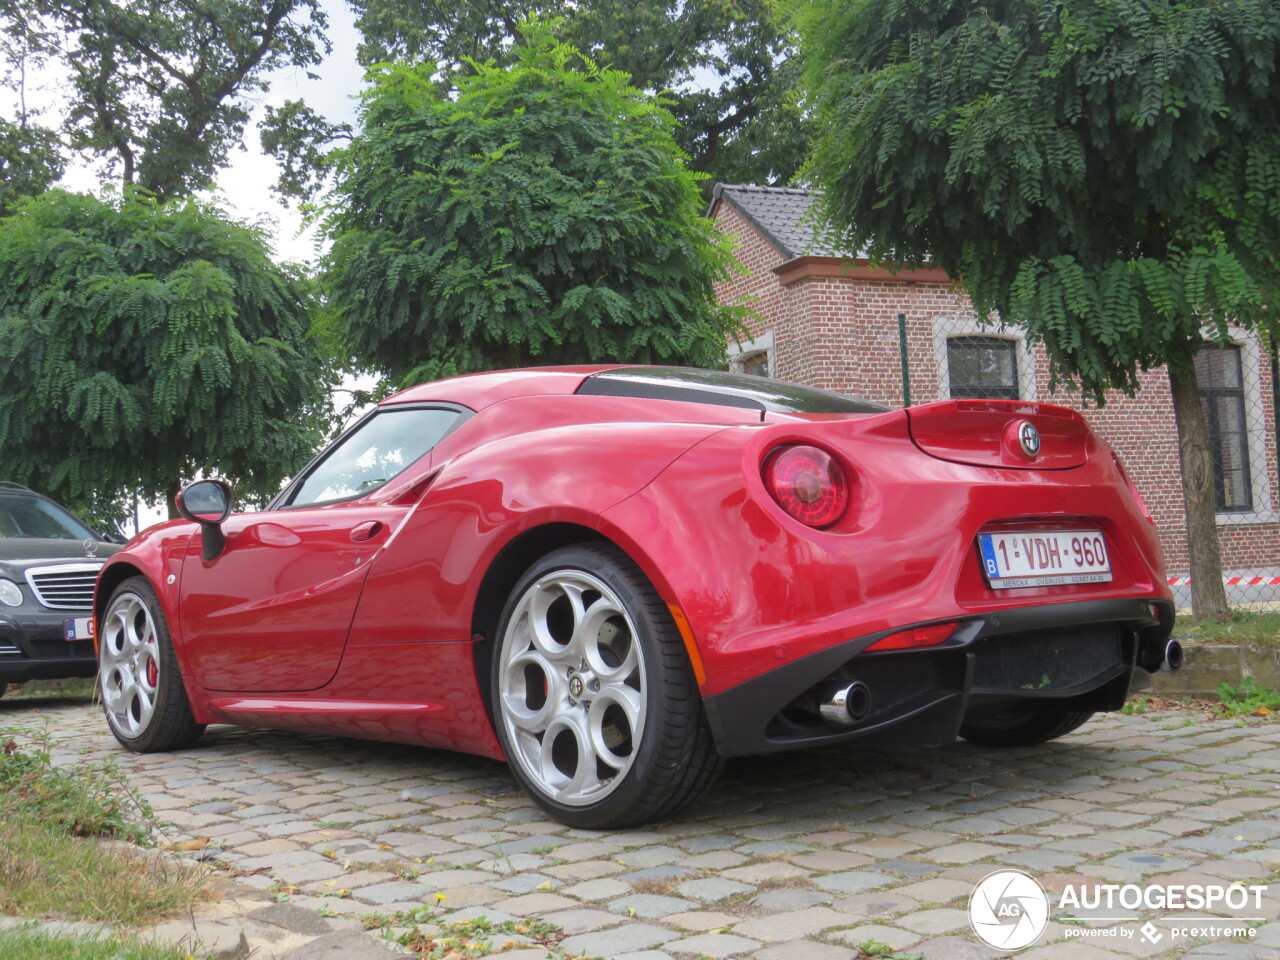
[1196,343,1252,512]
[947,336,1019,400]
[289,407,460,507]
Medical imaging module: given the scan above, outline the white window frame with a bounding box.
[932,317,1037,402]
[1207,328,1276,526]
[729,330,775,378]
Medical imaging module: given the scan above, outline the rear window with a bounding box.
[577,367,887,415]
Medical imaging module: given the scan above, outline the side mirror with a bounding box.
[100,530,128,545]
[176,480,232,561]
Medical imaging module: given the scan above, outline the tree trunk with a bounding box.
[1167,364,1230,623]
[165,478,182,521]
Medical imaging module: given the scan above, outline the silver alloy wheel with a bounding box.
[100,591,161,738]
[498,569,646,807]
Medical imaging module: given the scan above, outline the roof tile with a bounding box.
[708,184,854,259]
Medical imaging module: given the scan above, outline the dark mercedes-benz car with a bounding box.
[0,482,121,696]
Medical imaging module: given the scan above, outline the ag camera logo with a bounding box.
[969,869,1050,950]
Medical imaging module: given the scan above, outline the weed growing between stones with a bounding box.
[360,904,570,958]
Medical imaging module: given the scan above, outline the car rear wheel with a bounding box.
[99,577,205,752]
[492,544,722,828]
[959,707,1094,747]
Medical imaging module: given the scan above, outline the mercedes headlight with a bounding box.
[0,578,22,607]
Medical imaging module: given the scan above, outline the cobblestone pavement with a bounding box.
[6,694,1280,960]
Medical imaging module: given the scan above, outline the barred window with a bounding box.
[947,336,1019,400]
[1196,343,1253,512]
[739,350,770,378]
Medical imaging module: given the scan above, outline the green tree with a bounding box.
[0,190,332,523]
[0,11,65,214]
[795,0,1280,621]
[0,118,63,215]
[267,0,805,201]
[0,0,329,202]
[322,26,744,383]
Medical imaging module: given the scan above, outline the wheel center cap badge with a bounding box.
[1017,421,1041,458]
[568,675,585,698]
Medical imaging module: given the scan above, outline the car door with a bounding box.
[178,404,465,692]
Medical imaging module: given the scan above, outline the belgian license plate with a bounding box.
[63,617,95,641]
[978,530,1112,588]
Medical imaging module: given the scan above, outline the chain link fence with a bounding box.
[915,314,1280,614]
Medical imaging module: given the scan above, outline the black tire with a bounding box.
[491,543,723,829]
[99,576,205,752]
[959,708,1094,747]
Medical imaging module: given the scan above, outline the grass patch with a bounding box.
[0,926,196,960]
[1215,678,1280,718]
[854,941,922,960]
[1175,611,1280,648]
[2,822,206,924]
[2,678,97,699]
[0,730,206,924]
[1121,694,1155,715]
[361,905,569,958]
[1,730,152,842]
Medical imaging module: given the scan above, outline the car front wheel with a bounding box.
[492,544,721,828]
[959,707,1094,747]
[99,577,205,752]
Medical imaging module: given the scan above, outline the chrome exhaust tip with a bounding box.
[819,682,872,726]
[1163,639,1183,672]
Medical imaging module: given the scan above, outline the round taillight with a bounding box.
[763,445,848,528]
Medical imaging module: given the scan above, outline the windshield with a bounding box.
[0,494,97,540]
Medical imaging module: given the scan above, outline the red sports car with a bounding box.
[94,366,1177,827]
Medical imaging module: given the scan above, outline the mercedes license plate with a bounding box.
[63,617,95,641]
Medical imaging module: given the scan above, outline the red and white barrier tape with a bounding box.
[1167,575,1280,586]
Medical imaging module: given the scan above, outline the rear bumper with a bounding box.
[702,597,1173,757]
[0,614,97,683]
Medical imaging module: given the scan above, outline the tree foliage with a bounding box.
[322,27,745,383]
[0,190,332,523]
[269,0,805,200]
[0,118,63,216]
[0,11,65,215]
[795,0,1280,621]
[0,0,329,202]
[796,0,1280,398]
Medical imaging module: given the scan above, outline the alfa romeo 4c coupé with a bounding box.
[94,366,1177,827]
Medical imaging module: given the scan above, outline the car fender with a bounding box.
[94,521,207,713]
[346,421,730,647]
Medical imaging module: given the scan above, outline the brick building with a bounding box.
[708,183,1280,583]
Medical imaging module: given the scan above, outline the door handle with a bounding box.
[350,521,385,543]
